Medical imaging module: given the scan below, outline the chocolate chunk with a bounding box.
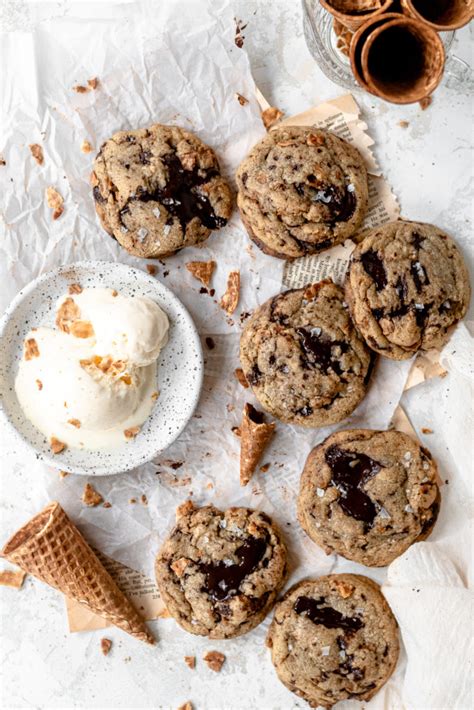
[294,596,363,632]
[247,364,262,386]
[325,445,382,528]
[93,186,106,204]
[132,152,226,231]
[200,536,267,601]
[411,261,429,293]
[360,250,387,290]
[296,327,348,375]
[310,185,356,222]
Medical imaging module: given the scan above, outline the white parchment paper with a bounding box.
[1,2,472,709]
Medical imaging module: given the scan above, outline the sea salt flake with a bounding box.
[349,459,360,468]
[422,463,430,471]
[442,300,451,309]
[310,326,322,337]
[339,650,346,660]
[378,507,391,519]
[404,504,414,513]
[414,303,425,310]
[152,207,161,218]
[219,519,227,528]
[404,452,412,461]
[321,646,330,656]
[288,643,293,651]
[347,183,355,193]
[137,227,148,240]
[163,224,171,236]
[316,488,325,497]
[223,558,233,567]
[120,225,128,233]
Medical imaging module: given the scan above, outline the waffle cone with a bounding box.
[240,403,275,486]
[1,502,154,644]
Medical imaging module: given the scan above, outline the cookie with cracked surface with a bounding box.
[155,503,287,639]
[236,126,368,259]
[267,574,399,708]
[91,124,232,258]
[344,220,470,360]
[297,429,440,567]
[239,281,374,427]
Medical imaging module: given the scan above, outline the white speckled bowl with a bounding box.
[0,261,203,476]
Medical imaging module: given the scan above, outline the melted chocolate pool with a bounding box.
[200,536,267,601]
[325,444,382,527]
[294,596,363,632]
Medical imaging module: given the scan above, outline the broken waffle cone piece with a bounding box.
[1,502,154,644]
[240,403,275,486]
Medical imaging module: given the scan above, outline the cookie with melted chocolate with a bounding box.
[267,574,399,708]
[91,124,232,258]
[155,503,287,638]
[298,428,440,567]
[345,220,470,359]
[239,280,374,427]
[236,126,368,259]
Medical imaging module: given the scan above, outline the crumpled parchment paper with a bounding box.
[1,2,472,709]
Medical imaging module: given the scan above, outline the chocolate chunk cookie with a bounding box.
[298,429,440,567]
[236,126,368,259]
[267,574,399,708]
[239,281,374,427]
[155,503,287,639]
[345,220,470,359]
[91,124,232,258]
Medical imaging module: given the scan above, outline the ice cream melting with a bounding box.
[15,288,169,451]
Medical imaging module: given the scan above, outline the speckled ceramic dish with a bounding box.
[0,261,203,476]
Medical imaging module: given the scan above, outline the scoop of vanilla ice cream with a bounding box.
[15,287,169,450]
[57,288,169,367]
[15,328,157,449]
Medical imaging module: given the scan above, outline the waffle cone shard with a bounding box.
[240,403,275,486]
[1,502,154,644]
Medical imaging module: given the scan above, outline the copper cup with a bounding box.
[359,16,445,103]
[319,0,394,31]
[349,12,402,93]
[400,0,474,31]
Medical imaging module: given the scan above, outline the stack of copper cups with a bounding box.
[319,0,474,103]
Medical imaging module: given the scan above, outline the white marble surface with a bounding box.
[0,2,472,709]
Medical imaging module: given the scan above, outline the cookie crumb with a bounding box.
[81,140,93,154]
[399,120,409,129]
[82,483,103,507]
[220,270,240,314]
[184,655,196,669]
[68,283,83,294]
[186,260,216,287]
[141,494,148,506]
[124,426,140,439]
[100,638,112,656]
[158,607,171,618]
[68,418,81,428]
[260,463,270,473]
[232,426,241,437]
[0,570,26,589]
[103,501,112,508]
[87,77,99,90]
[234,18,247,48]
[29,144,44,165]
[24,338,40,360]
[419,96,432,110]
[261,106,284,130]
[46,186,64,220]
[146,264,157,275]
[205,336,215,350]
[73,84,89,93]
[50,437,66,454]
[235,368,249,388]
[203,650,225,672]
[235,93,249,106]
[129,498,137,504]
[421,427,433,434]
[177,703,193,710]
[59,470,69,479]
[0,156,5,166]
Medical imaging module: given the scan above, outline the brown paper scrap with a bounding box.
[66,549,164,633]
